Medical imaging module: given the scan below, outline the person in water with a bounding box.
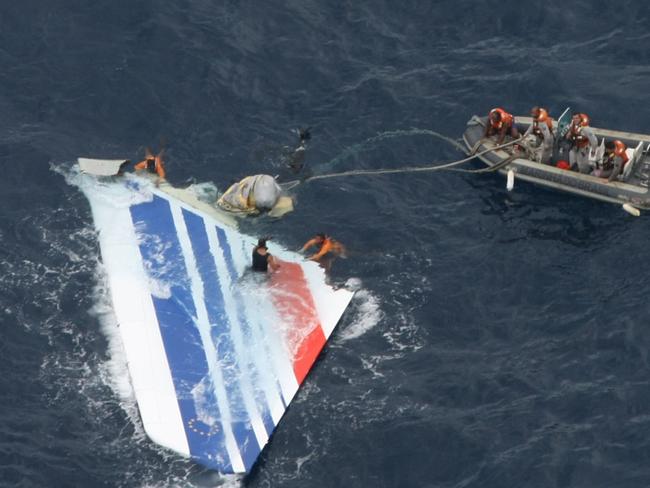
[252,237,280,272]
[593,140,629,182]
[484,107,519,144]
[300,233,346,262]
[287,127,311,174]
[134,147,166,180]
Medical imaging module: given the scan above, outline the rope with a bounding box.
[448,153,519,174]
[322,128,468,171]
[294,137,523,183]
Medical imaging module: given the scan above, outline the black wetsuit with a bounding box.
[252,248,269,272]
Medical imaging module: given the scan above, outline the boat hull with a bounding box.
[463,116,650,209]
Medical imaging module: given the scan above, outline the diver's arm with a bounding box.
[300,238,319,252]
[308,240,333,261]
[268,254,280,271]
[156,159,166,179]
[308,250,326,261]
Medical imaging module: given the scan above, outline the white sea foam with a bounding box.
[89,261,146,441]
[53,162,155,208]
[338,280,383,341]
[189,181,220,203]
[63,163,176,301]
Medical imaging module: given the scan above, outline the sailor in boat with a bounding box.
[564,113,597,174]
[134,147,166,180]
[252,237,280,272]
[484,108,520,145]
[592,140,629,182]
[522,106,555,164]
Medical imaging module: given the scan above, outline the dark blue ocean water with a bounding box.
[3,1,650,486]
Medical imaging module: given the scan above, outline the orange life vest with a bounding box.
[613,140,628,164]
[135,157,166,179]
[489,108,514,130]
[305,236,345,261]
[532,108,553,137]
[317,238,334,256]
[568,113,591,148]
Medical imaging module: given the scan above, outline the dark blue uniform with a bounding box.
[252,247,269,272]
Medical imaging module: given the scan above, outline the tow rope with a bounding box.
[282,137,523,187]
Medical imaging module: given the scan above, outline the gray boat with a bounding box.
[463,112,650,212]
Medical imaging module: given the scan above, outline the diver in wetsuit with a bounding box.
[252,238,280,272]
[286,127,311,173]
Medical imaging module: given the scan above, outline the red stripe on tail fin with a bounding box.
[270,260,326,384]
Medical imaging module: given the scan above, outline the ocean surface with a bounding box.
[3,1,650,487]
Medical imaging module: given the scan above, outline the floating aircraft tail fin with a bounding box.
[79,171,353,473]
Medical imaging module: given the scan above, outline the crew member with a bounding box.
[523,106,554,164]
[593,140,629,181]
[252,238,279,272]
[300,233,346,262]
[484,107,520,144]
[565,113,597,174]
[134,148,166,179]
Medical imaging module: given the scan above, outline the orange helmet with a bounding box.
[572,113,590,127]
[613,140,627,159]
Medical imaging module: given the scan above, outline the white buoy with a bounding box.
[506,169,515,191]
[622,203,641,217]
